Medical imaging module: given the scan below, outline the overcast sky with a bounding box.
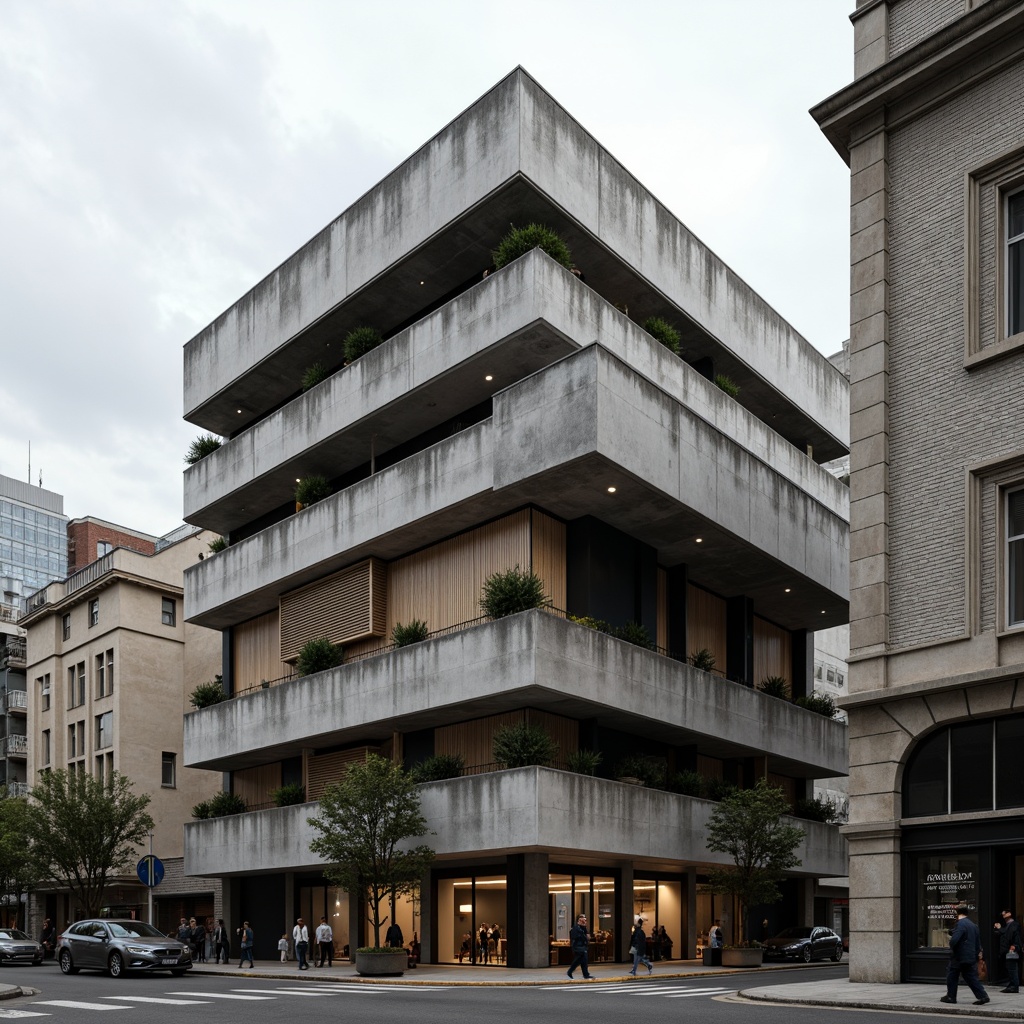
[0,0,853,538]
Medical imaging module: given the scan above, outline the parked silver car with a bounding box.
[0,929,43,966]
[56,919,191,977]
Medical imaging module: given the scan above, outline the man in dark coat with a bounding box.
[996,908,1023,993]
[942,905,989,1005]
[566,913,593,980]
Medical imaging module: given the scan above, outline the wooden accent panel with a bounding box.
[232,763,282,808]
[530,510,566,611]
[305,746,379,801]
[233,610,291,690]
[753,617,792,688]
[656,567,668,651]
[686,585,727,671]
[768,772,796,806]
[435,708,578,769]
[280,558,386,661]
[696,755,722,780]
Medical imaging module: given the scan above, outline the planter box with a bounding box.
[722,948,762,967]
[355,950,407,976]
[702,947,722,966]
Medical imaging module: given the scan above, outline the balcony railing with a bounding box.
[3,735,28,757]
[2,637,26,664]
[4,690,27,712]
[3,781,29,798]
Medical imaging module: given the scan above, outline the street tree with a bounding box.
[705,777,805,944]
[308,754,434,948]
[0,791,40,928]
[26,770,154,917]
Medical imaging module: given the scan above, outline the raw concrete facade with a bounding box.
[182,70,850,968]
[813,0,1024,985]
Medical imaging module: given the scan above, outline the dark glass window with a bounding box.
[904,730,947,817]
[950,722,993,812]
[997,716,1024,808]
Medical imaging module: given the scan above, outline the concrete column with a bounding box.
[795,877,815,927]
[521,852,549,968]
[417,872,432,965]
[845,822,901,982]
[283,872,295,944]
[348,893,361,960]
[617,862,634,962]
[684,867,697,960]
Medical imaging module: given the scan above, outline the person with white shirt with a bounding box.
[315,916,334,967]
[292,917,310,970]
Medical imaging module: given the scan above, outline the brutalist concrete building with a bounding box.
[813,0,1024,986]
[181,69,849,969]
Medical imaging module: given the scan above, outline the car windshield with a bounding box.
[107,921,166,939]
[0,930,29,940]
[773,927,814,939]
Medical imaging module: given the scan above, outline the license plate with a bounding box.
[161,958,179,965]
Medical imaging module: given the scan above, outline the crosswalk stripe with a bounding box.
[664,989,735,998]
[102,997,211,1005]
[30,1002,128,1011]
[165,992,275,1000]
[0,1011,51,1019]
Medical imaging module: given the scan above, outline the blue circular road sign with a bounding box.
[136,855,165,888]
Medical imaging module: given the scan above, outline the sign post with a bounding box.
[137,835,164,926]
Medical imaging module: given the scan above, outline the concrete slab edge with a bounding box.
[738,990,1024,1019]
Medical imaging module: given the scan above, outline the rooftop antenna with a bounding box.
[27,441,30,485]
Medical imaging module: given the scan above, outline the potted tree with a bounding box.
[705,778,805,967]
[308,754,434,976]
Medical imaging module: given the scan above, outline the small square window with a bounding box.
[88,598,99,627]
[161,752,176,788]
[837,672,845,687]
[97,540,112,558]
[826,668,836,683]
[161,597,176,627]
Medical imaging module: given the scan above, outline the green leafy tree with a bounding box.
[704,778,804,944]
[26,770,154,917]
[0,792,39,927]
[308,754,434,949]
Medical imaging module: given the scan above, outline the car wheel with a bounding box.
[801,946,812,963]
[108,951,124,978]
[832,945,843,962]
[59,950,78,975]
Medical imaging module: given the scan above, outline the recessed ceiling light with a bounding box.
[237,409,243,414]
[607,486,616,493]
[485,375,493,381]
[784,588,791,593]
[821,610,827,615]
[296,478,301,483]
[420,280,425,285]
[695,537,703,544]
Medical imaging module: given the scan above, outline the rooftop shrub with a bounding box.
[493,721,558,768]
[185,434,221,464]
[480,565,549,619]
[296,637,343,676]
[343,326,384,363]
[641,316,681,355]
[492,224,572,270]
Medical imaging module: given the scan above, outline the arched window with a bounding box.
[903,712,1024,817]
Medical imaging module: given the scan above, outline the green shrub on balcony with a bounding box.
[207,536,227,553]
[641,316,681,355]
[615,754,666,788]
[493,722,558,769]
[566,748,603,776]
[703,776,737,801]
[188,677,227,709]
[392,619,429,647]
[794,691,840,719]
[669,769,705,797]
[758,675,790,699]
[492,223,572,270]
[688,648,716,672]
[410,753,465,782]
[295,474,332,508]
[192,792,247,819]
[343,326,384,363]
[302,361,330,391]
[568,614,613,633]
[480,565,550,619]
[714,373,740,398]
[613,621,655,649]
[270,783,307,807]
[185,434,221,464]
[296,637,344,676]
[792,795,844,823]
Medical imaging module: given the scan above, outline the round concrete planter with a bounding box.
[355,950,407,976]
[722,948,763,967]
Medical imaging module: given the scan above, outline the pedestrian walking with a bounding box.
[213,918,230,964]
[629,916,654,976]
[237,921,254,968]
[566,913,593,980]
[316,916,334,967]
[942,904,989,1005]
[293,917,310,970]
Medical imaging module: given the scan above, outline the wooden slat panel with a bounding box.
[232,763,282,807]
[434,708,576,768]
[696,755,722,780]
[530,510,566,612]
[753,616,792,688]
[768,772,796,806]
[686,584,727,672]
[280,558,386,660]
[656,567,668,651]
[527,708,578,759]
[233,611,291,690]
[305,746,379,802]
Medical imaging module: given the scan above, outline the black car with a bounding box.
[763,925,844,962]
[56,919,192,977]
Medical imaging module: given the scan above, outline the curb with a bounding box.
[0,986,38,1000]
[738,990,1024,1019]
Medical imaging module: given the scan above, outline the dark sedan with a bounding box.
[56,919,191,977]
[763,925,844,962]
[0,929,43,966]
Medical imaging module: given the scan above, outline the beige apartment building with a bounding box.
[22,526,224,933]
[814,0,1024,984]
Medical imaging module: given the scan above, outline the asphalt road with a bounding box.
[0,962,947,1024]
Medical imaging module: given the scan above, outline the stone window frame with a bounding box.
[965,145,1024,368]
[967,449,1024,636]
[1007,486,1024,629]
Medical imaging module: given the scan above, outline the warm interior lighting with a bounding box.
[459,904,473,913]
[784,588,791,593]
[485,374,493,381]
[607,486,617,493]
[695,537,703,543]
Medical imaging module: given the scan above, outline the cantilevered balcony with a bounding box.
[184,610,847,779]
[185,344,847,631]
[183,766,847,880]
[185,251,848,539]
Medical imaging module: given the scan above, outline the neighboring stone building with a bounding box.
[813,0,1024,984]
[180,69,850,968]
[21,525,224,933]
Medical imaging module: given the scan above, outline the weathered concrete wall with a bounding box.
[183,766,847,879]
[183,610,848,777]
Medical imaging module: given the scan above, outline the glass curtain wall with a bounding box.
[436,874,507,964]
[548,871,616,965]
[633,877,682,959]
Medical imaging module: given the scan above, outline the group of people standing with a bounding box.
[942,904,1022,1005]
[176,917,231,965]
[458,922,503,963]
[282,916,336,969]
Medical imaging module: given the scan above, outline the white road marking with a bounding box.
[29,1002,128,1011]
[0,1011,51,1019]
[164,992,275,1000]
[103,996,212,1005]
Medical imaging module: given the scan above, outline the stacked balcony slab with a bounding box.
[182,68,850,968]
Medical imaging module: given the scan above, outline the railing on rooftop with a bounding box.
[64,552,116,597]
[4,690,27,712]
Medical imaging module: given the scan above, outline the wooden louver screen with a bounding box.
[305,746,379,801]
[279,557,386,662]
